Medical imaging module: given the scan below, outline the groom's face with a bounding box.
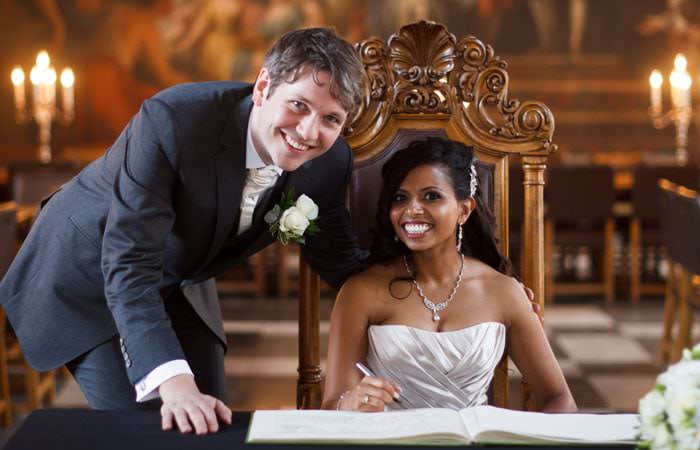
[250,67,348,172]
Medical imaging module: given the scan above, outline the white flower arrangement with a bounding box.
[639,343,700,450]
[264,189,319,245]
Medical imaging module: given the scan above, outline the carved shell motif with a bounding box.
[346,21,555,151]
[389,21,455,114]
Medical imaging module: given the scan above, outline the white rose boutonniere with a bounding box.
[265,189,320,245]
[638,342,700,450]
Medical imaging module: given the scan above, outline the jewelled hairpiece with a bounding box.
[469,161,478,198]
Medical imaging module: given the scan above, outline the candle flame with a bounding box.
[674,53,688,72]
[36,50,50,70]
[60,68,74,87]
[43,68,57,85]
[670,71,692,89]
[29,66,41,86]
[11,67,24,86]
[649,70,663,88]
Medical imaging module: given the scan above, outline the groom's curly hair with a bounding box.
[262,27,365,119]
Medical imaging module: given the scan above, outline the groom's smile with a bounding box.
[250,66,348,172]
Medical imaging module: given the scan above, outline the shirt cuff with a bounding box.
[134,360,193,402]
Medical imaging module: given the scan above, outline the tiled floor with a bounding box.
[43,294,684,416]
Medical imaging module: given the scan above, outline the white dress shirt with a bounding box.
[135,117,282,402]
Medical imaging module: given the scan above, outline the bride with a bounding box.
[321,138,577,413]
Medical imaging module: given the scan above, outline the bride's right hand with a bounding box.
[338,376,402,412]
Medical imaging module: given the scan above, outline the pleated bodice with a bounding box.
[366,322,506,410]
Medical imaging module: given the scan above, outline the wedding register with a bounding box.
[246,406,638,446]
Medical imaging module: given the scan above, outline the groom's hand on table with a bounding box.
[159,374,232,434]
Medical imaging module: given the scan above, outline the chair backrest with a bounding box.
[658,179,680,264]
[546,165,614,221]
[0,203,17,279]
[349,129,494,249]
[297,21,556,410]
[507,165,524,276]
[633,165,699,221]
[10,163,80,206]
[659,179,700,274]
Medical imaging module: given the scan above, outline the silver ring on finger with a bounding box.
[362,394,370,405]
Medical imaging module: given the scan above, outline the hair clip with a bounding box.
[469,162,478,198]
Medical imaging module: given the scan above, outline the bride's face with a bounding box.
[389,164,470,253]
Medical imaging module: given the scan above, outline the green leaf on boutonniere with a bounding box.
[306,221,320,236]
[264,204,282,224]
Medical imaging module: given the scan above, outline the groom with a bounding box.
[0,28,365,434]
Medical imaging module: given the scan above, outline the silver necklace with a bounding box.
[402,254,465,322]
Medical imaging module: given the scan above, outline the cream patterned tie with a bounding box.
[238,165,279,235]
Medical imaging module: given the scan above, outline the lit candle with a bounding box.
[649,69,663,111]
[29,65,41,111]
[11,66,25,112]
[45,67,56,108]
[60,68,74,116]
[670,53,692,108]
[36,50,50,71]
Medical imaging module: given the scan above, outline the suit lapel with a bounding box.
[241,163,311,249]
[198,95,253,272]
[191,161,313,282]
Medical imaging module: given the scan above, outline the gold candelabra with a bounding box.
[648,53,693,166]
[11,50,74,164]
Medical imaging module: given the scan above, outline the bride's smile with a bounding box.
[389,164,470,253]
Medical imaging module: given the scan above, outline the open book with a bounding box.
[247,406,638,446]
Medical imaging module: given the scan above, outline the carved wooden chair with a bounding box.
[629,165,699,304]
[657,179,700,362]
[296,21,555,409]
[544,165,615,303]
[0,202,16,425]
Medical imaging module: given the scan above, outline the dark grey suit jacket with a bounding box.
[0,82,363,383]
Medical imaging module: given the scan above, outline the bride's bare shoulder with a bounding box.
[465,259,530,322]
[337,260,404,303]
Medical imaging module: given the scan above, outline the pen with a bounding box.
[355,362,402,403]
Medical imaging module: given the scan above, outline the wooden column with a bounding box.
[297,256,323,409]
[522,156,547,312]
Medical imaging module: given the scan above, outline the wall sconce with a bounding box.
[11,50,74,164]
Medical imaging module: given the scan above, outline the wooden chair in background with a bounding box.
[657,180,700,362]
[544,165,615,303]
[629,165,699,304]
[216,249,269,298]
[9,162,81,233]
[0,202,16,425]
[659,179,682,363]
[3,164,73,412]
[296,21,556,410]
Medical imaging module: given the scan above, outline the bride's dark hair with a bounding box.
[365,138,514,292]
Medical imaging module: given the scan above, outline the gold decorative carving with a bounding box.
[346,20,556,155]
[389,21,455,114]
[347,37,392,139]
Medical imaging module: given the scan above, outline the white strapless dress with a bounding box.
[366,322,506,410]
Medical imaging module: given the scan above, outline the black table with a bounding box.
[4,410,636,450]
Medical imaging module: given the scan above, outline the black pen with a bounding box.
[355,362,402,403]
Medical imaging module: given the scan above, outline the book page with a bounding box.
[248,408,469,444]
[460,406,638,444]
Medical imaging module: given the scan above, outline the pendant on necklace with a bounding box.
[433,312,440,322]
